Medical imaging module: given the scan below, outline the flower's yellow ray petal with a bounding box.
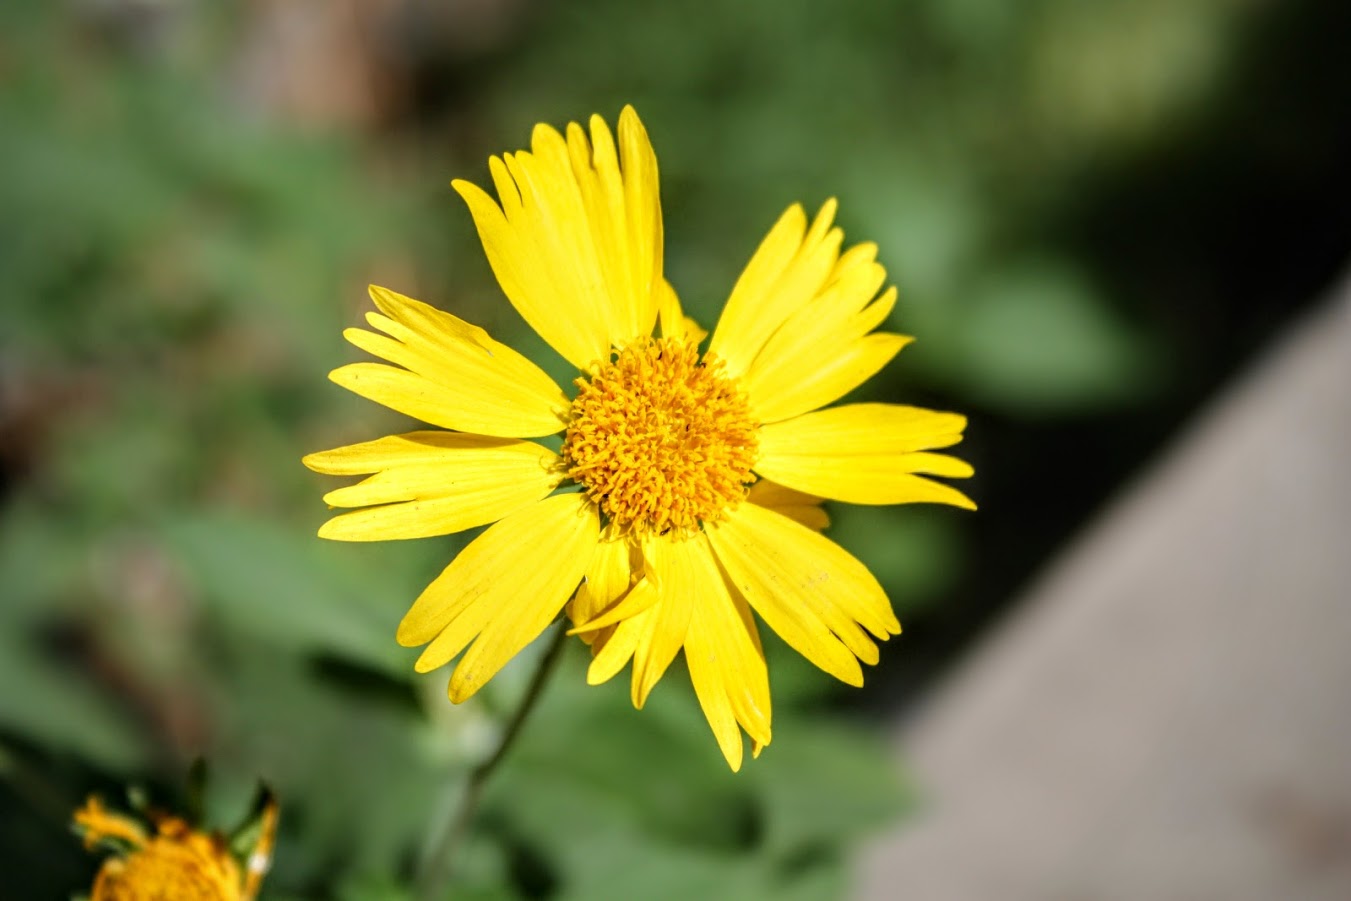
[832,240,879,274]
[753,273,894,361]
[685,535,772,762]
[755,404,976,508]
[568,576,658,635]
[707,503,902,685]
[618,106,663,338]
[656,279,708,345]
[746,479,830,532]
[566,120,629,343]
[303,433,560,542]
[366,286,569,421]
[530,123,617,341]
[745,480,823,508]
[303,431,503,475]
[452,178,606,368]
[749,333,911,425]
[760,403,968,455]
[488,155,521,217]
[585,623,619,655]
[689,657,743,771]
[586,611,649,685]
[756,465,976,509]
[566,537,632,644]
[330,288,568,438]
[743,250,910,422]
[714,203,911,422]
[449,526,604,703]
[308,434,557,503]
[709,200,843,377]
[399,495,597,681]
[734,218,913,426]
[754,503,829,532]
[452,107,663,367]
[656,279,683,337]
[630,538,695,709]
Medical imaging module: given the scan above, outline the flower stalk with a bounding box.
[416,622,568,899]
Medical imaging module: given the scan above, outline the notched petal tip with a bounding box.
[451,177,498,212]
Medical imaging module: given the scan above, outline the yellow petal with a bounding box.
[711,200,911,421]
[452,177,606,369]
[657,279,707,344]
[617,106,663,338]
[691,658,742,772]
[735,220,908,422]
[397,494,598,703]
[750,333,911,425]
[453,106,663,368]
[568,576,658,635]
[566,537,633,640]
[755,404,976,508]
[303,432,561,541]
[366,287,569,428]
[746,479,830,532]
[630,538,695,708]
[706,503,901,686]
[708,200,842,377]
[744,274,909,424]
[586,609,649,685]
[329,286,568,438]
[683,534,772,770]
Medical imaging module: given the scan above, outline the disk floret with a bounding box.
[562,338,758,536]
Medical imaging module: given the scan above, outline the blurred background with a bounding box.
[1,0,1348,898]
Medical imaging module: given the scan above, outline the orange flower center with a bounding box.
[562,338,758,537]
[90,821,242,901]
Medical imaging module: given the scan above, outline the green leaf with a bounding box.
[749,718,910,856]
[0,513,150,770]
[159,510,416,677]
[956,258,1154,413]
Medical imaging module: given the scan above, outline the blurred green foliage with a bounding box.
[0,0,1293,897]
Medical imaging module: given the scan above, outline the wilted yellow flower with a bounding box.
[74,794,277,901]
[305,106,973,770]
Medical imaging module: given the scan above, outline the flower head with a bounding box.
[304,106,974,770]
[73,792,277,901]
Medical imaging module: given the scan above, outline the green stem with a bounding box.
[416,622,568,899]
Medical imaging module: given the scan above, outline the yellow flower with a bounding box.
[304,106,974,770]
[73,794,277,901]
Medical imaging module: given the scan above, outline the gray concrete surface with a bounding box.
[858,279,1351,901]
